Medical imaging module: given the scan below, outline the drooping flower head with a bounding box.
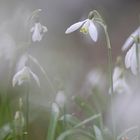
[109,57,130,94]
[55,90,66,108]
[30,22,47,42]
[12,66,40,87]
[65,11,102,42]
[122,27,140,75]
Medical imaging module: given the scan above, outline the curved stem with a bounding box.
[136,43,139,74]
[104,26,116,140]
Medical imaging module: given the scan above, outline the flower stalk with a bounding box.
[25,83,30,140]
[136,42,139,74]
[104,26,116,140]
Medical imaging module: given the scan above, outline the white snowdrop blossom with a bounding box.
[12,66,40,87]
[65,19,98,42]
[122,27,140,75]
[52,103,59,114]
[55,91,66,108]
[111,66,130,94]
[30,22,47,42]
[125,44,138,75]
[86,69,106,88]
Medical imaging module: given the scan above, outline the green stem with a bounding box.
[136,43,139,74]
[104,26,116,140]
[63,103,66,131]
[25,84,29,140]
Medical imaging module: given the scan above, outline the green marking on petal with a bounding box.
[80,27,88,34]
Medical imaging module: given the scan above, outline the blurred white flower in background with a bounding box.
[122,27,140,75]
[52,102,60,114]
[30,22,47,42]
[55,90,66,108]
[111,66,130,94]
[12,66,40,87]
[87,69,105,87]
[83,69,106,95]
[65,18,98,42]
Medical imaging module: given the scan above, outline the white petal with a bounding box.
[55,91,66,108]
[12,67,30,87]
[42,26,48,33]
[113,67,122,82]
[88,20,98,42]
[65,20,86,34]
[125,46,134,68]
[32,30,42,42]
[31,22,44,42]
[130,46,137,75]
[52,103,59,113]
[12,73,19,87]
[131,27,140,40]
[12,68,25,87]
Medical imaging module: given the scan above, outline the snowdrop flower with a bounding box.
[65,11,98,42]
[111,66,130,94]
[55,90,66,108]
[12,66,40,87]
[122,27,140,75]
[86,69,106,89]
[30,22,47,42]
[52,103,59,114]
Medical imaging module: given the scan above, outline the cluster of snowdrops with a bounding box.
[0,8,140,140]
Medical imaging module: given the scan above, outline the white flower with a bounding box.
[52,103,59,114]
[12,66,40,87]
[55,91,66,108]
[125,44,138,75]
[110,66,130,94]
[122,27,140,75]
[86,69,106,88]
[30,22,47,42]
[65,19,98,42]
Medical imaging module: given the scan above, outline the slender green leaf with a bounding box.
[57,129,95,140]
[74,114,101,128]
[60,114,80,127]
[47,103,59,140]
